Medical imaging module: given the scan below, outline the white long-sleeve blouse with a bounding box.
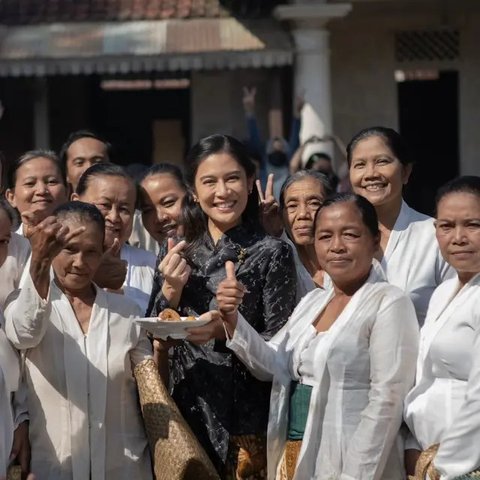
[381,201,453,325]
[404,273,480,479]
[5,274,153,480]
[227,261,419,480]
[0,321,22,477]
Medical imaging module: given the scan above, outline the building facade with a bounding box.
[0,0,478,212]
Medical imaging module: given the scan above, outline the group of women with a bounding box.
[0,126,479,480]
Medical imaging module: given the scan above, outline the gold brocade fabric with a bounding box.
[278,440,302,480]
[225,434,267,480]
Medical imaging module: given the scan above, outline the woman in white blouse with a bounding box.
[348,126,452,324]
[5,201,153,480]
[404,176,480,479]
[73,163,156,313]
[0,199,30,308]
[214,193,419,479]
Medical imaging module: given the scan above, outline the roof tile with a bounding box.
[0,0,228,24]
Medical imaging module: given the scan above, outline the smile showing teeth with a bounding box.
[215,202,235,209]
[364,184,386,191]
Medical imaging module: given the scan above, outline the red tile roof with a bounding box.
[0,0,228,24]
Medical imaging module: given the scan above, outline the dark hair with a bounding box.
[279,170,334,210]
[183,134,260,245]
[346,126,412,167]
[305,152,332,170]
[6,149,66,190]
[435,176,480,214]
[140,163,187,191]
[59,130,111,168]
[0,197,18,226]
[54,201,105,241]
[140,163,195,231]
[315,192,380,238]
[76,162,137,203]
[0,151,6,194]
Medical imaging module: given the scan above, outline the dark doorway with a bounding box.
[89,76,191,168]
[398,70,459,216]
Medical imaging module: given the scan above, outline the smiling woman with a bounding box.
[139,163,188,244]
[4,201,153,480]
[74,163,156,312]
[5,150,67,234]
[147,134,297,478]
[348,127,452,324]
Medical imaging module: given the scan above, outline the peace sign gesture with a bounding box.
[242,86,256,115]
[256,173,284,237]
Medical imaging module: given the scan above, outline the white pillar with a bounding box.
[275,3,352,166]
[33,77,50,149]
[292,27,332,147]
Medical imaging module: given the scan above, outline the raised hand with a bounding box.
[242,86,256,115]
[10,420,31,480]
[160,238,191,308]
[25,213,85,299]
[256,173,284,237]
[25,213,85,265]
[160,238,191,290]
[294,89,306,117]
[93,238,128,290]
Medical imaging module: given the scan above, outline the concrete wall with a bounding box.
[329,2,480,175]
[459,11,480,175]
[190,67,289,146]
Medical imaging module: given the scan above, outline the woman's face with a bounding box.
[0,208,12,268]
[194,153,254,234]
[314,201,379,286]
[283,177,326,246]
[52,217,104,293]
[436,191,480,284]
[349,135,411,210]
[74,175,136,248]
[140,173,186,242]
[6,157,67,220]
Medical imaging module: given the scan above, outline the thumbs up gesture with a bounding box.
[94,237,128,290]
[216,261,246,319]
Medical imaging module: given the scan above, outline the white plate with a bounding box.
[135,317,211,340]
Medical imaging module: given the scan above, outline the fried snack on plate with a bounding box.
[158,308,181,322]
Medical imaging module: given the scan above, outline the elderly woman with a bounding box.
[73,163,156,313]
[348,126,452,324]
[404,176,480,479]
[213,193,419,479]
[5,201,153,480]
[278,171,333,299]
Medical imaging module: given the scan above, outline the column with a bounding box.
[275,2,352,163]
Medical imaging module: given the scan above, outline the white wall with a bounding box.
[329,2,480,175]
